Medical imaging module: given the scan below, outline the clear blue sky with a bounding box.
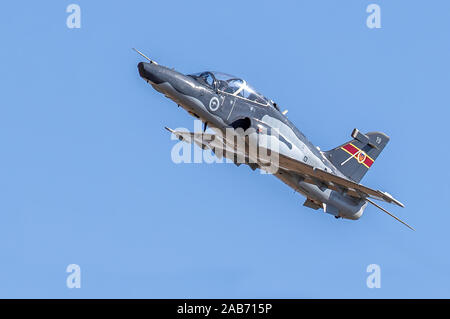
[1,0,449,298]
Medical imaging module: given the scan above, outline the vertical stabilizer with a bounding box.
[324,129,390,183]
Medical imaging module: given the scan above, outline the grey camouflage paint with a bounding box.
[137,62,376,220]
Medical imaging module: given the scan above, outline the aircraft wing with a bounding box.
[165,127,226,154]
[276,153,404,208]
[165,127,404,208]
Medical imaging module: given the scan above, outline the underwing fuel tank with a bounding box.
[298,181,367,220]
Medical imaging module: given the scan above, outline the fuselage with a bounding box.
[138,62,367,220]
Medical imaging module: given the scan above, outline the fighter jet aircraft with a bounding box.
[135,49,413,230]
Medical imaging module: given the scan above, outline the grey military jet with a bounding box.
[135,49,413,230]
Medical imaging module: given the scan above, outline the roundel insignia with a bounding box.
[358,151,366,164]
[209,96,220,112]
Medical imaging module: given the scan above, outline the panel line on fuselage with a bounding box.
[218,89,270,108]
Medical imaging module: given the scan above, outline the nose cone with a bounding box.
[137,62,146,77]
[137,61,201,104]
[137,62,163,84]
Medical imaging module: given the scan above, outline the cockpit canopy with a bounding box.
[189,71,275,107]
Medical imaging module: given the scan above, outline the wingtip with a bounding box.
[393,199,405,208]
[381,191,405,208]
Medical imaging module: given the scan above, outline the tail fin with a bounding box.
[323,129,390,183]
